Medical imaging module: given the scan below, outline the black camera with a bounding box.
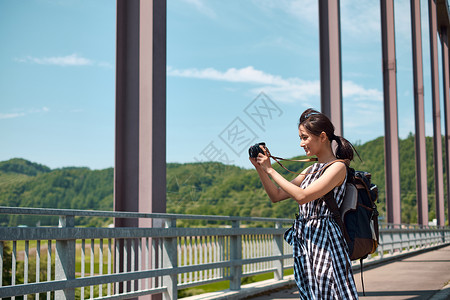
[248,142,266,158]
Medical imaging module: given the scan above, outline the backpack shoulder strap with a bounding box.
[312,159,348,176]
[318,160,352,244]
[323,191,351,244]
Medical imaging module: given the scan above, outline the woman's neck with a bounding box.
[316,151,336,164]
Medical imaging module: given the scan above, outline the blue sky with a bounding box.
[0,0,444,170]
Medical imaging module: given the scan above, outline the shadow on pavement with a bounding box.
[358,289,439,299]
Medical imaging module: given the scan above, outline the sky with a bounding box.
[0,0,445,170]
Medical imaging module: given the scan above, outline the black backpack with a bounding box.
[322,162,379,295]
[340,169,379,260]
[321,162,379,261]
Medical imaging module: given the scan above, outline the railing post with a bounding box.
[55,216,75,300]
[230,220,242,291]
[379,237,384,260]
[0,241,3,288]
[163,218,177,300]
[273,222,284,281]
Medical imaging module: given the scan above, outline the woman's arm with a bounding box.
[255,152,346,205]
[250,157,306,203]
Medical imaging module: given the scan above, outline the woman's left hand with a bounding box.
[256,147,272,173]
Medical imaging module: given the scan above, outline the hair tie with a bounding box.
[305,112,319,119]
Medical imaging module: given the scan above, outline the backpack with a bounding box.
[321,162,379,295]
[321,162,379,261]
[339,168,379,260]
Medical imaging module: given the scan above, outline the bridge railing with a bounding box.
[0,206,449,300]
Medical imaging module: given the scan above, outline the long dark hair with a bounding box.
[298,108,359,161]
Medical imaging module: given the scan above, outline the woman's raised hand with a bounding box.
[255,146,272,172]
[249,145,271,171]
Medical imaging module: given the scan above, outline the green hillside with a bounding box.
[0,158,113,227]
[0,135,448,227]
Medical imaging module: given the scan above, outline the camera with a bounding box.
[248,142,266,158]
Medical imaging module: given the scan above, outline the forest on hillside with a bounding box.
[0,134,448,227]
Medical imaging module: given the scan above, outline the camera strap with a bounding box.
[273,157,350,177]
[261,145,332,175]
[268,155,318,175]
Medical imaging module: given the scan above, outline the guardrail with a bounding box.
[0,206,449,300]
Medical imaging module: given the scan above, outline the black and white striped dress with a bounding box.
[284,162,359,299]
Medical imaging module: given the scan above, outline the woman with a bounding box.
[250,108,359,299]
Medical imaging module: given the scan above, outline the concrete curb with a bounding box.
[352,243,450,273]
[182,276,296,300]
[183,243,450,300]
[429,282,450,300]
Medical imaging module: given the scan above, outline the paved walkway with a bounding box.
[248,245,450,300]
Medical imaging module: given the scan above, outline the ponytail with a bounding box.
[334,135,361,161]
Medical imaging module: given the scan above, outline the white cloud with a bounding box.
[30,107,50,113]
[343,81,382,101]
[15,53,112,68]
[168,65,382,103]
[97,61,114,69]
[0,107,50,120]
[251,0,317,28]
[340,0,381,37]
[282,0,318,27]
[0,112,26,119]
[169,64,387,142]
[181,0,216,18]
[168,65,286,86]
[254,0,413,44]
[16,53,92,66]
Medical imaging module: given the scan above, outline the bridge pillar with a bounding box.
[410,0,429,226]
[115,0,167,298]
[380,0,401,225]
[318,0,343,136]
[428,0,445,227]
[440,25,450,226]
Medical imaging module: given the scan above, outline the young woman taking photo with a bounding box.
[250,108,359,299]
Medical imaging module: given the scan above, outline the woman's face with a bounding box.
[299,125,322,156]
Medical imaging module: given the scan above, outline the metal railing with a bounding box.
[0,206,449,300]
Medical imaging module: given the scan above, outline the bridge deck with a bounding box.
[248,244,450,300]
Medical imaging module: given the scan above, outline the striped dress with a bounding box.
[284,162,359,299]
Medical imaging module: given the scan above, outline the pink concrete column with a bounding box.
[318,0,343,136]
[115,0,166,298]
[410,0,428,226]
[440,26,450,226]
[380,0,401,225]
[115,0,166,228]
[428,0,445,226]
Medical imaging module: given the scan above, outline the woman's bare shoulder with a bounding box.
[322,161,347,183]
[301,164,316,175]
